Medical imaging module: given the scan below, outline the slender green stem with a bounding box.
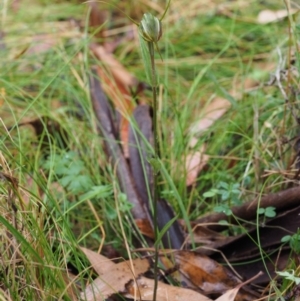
[148,41,159,301]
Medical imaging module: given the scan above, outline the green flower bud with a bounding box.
[139,13,162,43]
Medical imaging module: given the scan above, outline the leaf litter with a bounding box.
[81,247,260,301]
[2,1,300,300]
[81,247,214,301]
[82,5,300,299]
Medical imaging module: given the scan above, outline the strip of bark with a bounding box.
[128,104,153,211]
[89,67,147,220]
[128,105,185,249]
[211,205,300,262]
[194,186,300,231]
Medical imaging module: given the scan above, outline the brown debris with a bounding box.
[195,186,300,231]
[81,248,213,301]
[89,66,148,220]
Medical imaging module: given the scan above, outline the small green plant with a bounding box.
[213,204,232,216]
[276,270,300,285]
[203,181,241,203]
[257,206,277,218]
[257,206,277,227]
[136,3,171,300]
[281,230,300,254]
[96,0,172,299]
[43,151,94,194]
[203,181,241,216]
[277,231,300,299]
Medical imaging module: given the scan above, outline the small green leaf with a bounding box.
[218,220,229,225]
[290,233,300,253]
[214,205,232,216]
[232,196,242,205]
[79,185,112,202]
[203,189,218,198]
[218,181,229,189]
[118,193,127,203]
[55,164,69,176]
[257,208,265,215]
[281,235,291,243]
[59,175,73,188]
[65,161,84,175]
[225,209,232,216]
[265,206,276,218]
[118,193,134,213]
[221,191,230,201]
[67,175,94,193]
[232,183,240,190]
[231,189,240,195]
[243,176,251,186]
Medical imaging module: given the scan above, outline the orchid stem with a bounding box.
[148,41,159,301]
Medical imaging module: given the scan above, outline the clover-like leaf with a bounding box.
[214,204,232,216]
[264,206,276,218]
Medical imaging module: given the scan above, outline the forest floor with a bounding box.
[1,0,300,300]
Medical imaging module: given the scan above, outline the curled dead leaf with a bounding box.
[185,145,209,186]
[80,247,150,300]
[215,271,263,301]
[257,9,298,24]
[173,251,240,295]
[124,276,213,301]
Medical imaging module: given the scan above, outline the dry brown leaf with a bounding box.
[26,34,58,55]
[189,95,232,137]
[80,247,116,275]
[125,276,213,301]
[91,44,137,88]
[135,218,154,239]
[190,63,275,142]
[80,248,213,301]
[80,248,150,300]
[214,287,239,301]
[81,275,119,300]
[215,271,263,301]
[257,9,298,24]
[186,91,236,186]
[185,145,209,186]
[186,66,276,184]
[173,251,240,294]
[91,45,139,156]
